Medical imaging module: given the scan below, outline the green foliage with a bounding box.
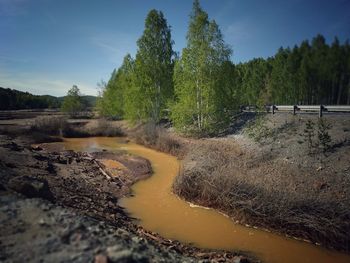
[97,54,135,119]
[95,0,350,137]
[236,35,350,106]
[171,0,236,135]
[61,85,84,117]
[245,115,271,142]
[0,87,61,110]
[97,10,175,124]
[303,120,315,154]
[303,118,332,154]
[317,119,332,153]
[129,9,175,122]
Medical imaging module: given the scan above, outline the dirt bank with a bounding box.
[173,113,350,253]
[125,114,350,254]
[0,128,252,262]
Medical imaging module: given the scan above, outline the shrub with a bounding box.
[89,119,124,137]
[303,120,315,154]
[30,116,67,135]
[245,115,271,142]
[133,122,184,156]
[317,119,332,153]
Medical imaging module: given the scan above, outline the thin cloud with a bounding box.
[89,32,137,66]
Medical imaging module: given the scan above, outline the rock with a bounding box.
[33,153,47,161]
[94,254,108,263]
[31,145,43,151]
[106,245,134,262]
[38,218,46,226]
[46,161,55,173]
[5,162,16,168]
[3,142,23,151]
[233,256,249,263]
[0,183,6,191]
[116,228,130,238]
[8,176,54,201]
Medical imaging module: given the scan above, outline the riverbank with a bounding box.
[126,114,350,254]
[0,120,252,262]
[1,111,349,261]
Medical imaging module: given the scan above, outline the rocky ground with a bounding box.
[0,191,194,263]
[0,129,252,263]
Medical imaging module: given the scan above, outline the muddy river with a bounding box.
[53,137,350,263]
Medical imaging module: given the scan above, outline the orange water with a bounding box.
[49,137,350,263]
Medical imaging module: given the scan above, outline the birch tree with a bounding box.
[171,0,233,135]
[131,9,174,122]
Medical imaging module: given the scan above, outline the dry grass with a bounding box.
[30,116,67,135]
[132,122,185,157]
[173,139,350,252]
[29,117,124,138]
[89,119,124,137]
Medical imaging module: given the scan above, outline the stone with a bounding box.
[4,142,23,151]
[233,256,249,263]
[46,161,55,173]
[8,176,54,201]
[106,245,134,262]
[94,254,108,263]
[31,145,43,151]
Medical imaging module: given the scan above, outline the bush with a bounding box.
[302,119,332,155]
[30,116,67,135]
[133,122,184,156]
[245,115,272,142]
[317,119,332,153]
[88,119,124,137]
[303,120,315,154]
[62,119,124,138]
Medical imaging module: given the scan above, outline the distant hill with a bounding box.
[57,95,97,108]
[0,87,97,110]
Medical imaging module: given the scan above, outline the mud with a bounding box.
[0,133,252,263]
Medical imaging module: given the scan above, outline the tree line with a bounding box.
[97,0,350,135]
[237,35,350,107]
[0,86,97,111]
[0,87,61,110]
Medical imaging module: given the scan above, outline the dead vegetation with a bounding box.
[29,116,124,139]
[131,122,185,157]
[173,114,350,253]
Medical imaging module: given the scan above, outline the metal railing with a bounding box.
[241,105,350,117]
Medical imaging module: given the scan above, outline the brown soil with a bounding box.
[0,119,254,263]
[173,114,350,253]
[122,114,350,253]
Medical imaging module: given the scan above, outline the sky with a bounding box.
[1,0,349,97]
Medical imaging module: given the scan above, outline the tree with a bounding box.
[128,9,175,122]
[171,0,233,135]
[61,85,84,117]
[233,34,350,107]
[97,54,135,119]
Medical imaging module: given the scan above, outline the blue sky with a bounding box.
[1,0,349,96]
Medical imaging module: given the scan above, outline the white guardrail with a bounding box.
[241,105,350,117]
